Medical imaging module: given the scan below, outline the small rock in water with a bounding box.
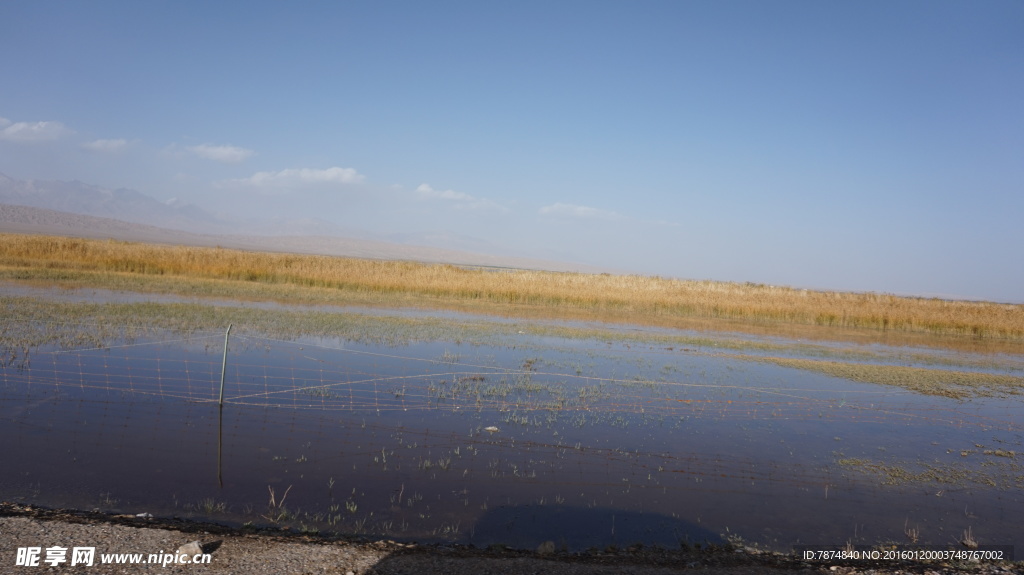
[177,541,204,556]
[536,541,555,555]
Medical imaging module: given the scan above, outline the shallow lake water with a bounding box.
[1,308,1022,552]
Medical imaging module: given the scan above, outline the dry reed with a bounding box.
[1,233,1022,340]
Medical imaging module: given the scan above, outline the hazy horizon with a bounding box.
[2,1,1022,303]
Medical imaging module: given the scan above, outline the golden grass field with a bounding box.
[1,232,1022,341]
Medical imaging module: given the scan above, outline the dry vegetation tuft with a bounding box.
[2,233,1022,340]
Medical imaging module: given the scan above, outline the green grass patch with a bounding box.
[752,356,1024,399]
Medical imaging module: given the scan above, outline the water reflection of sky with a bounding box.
[1,325,1022,552]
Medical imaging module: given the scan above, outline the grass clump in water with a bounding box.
[752,356,1024,399]
[836,458,1023,489]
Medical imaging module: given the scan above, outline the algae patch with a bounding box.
[751,356,1024,399]
[836,457,1024,489]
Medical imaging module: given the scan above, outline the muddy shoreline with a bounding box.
[0,503,1017,575]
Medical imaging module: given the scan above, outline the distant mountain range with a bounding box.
[0,173,603,273]
[0,173,540,255]
[0,172,345,236]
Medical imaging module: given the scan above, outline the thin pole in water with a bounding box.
[219,324,232,406]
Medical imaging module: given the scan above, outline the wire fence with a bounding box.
[2,327,1015,425]
[2,324,1020,432]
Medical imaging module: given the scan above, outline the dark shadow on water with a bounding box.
[468,504,722,551]
[362,505,724,575]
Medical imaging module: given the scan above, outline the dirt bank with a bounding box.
[0,504,1017,575]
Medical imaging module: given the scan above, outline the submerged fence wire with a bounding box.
[2,326,1020,432]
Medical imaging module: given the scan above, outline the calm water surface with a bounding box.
[1,314,1021,552]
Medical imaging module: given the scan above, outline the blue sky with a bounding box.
[2,1,1022,302]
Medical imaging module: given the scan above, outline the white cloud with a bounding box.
[81,138,128,152]
[415,183,508,212]
[225,167,366,190]
[416,183,473,201]
[0,119,71,142]
[539,202,622,221]
[188,143,254,163]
